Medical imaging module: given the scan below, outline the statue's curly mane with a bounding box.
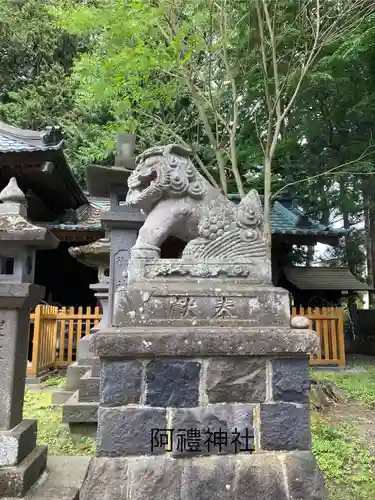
[127,144,207,205]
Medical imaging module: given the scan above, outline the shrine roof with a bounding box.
[0,121,63,152]
[284,266,372,291]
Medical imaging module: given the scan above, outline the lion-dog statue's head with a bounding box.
[126,144,206,213]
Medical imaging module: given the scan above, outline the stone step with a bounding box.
[62,391,98,424]
[78,371,100,403]
[51,390,74,406]
[65,362,91,391]
[26,456,91,500]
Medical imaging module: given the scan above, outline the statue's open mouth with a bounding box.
[126,169,159,206]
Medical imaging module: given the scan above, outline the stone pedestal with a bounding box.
[0,286,48,497]
[81,266,327,500]
[80,142,326,499]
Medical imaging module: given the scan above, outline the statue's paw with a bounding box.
[131,244,160,259]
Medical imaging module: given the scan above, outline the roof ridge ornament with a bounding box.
[115,133,136,170]
[40,125,63,146]
[0,177,27,206]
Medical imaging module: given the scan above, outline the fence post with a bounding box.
[337,307,346,366]
[28,305,42,377]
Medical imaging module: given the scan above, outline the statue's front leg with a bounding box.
[132,203,180,259]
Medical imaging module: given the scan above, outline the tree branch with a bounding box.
[272,145,375,199]
[219,0,244,198]
[137,109,220,189]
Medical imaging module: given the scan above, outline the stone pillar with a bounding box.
[0,178,58,497]
[101,196,142,326]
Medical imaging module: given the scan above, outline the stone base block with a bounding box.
[96,402,310,458]
[91,358,101,378]
[0,445,47,498]
[62,392,98,424]
[66,363,91,392]
[51,390,75,406]
[97,407,166,457]
[79,451,327,500]
[91,326,319,358]
[78,336,93,362]
[0,419,37,466]
[115,281,291,328]
[78,371,100,402]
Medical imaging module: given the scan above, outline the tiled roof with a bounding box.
[284,266,372,291]
[270,201,345,236]
[0,121,63,153]
[45,197,345,237]
[44,199,108,231]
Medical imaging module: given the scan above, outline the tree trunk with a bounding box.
[306,245,315,266]
[367,177,375,306]
[363,179,374,306]
[340,178,356,274]
[263,155,272,259]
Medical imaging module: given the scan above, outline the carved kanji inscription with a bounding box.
[212,297,237,318]
[169,297,198,318]
[0,319,5,360]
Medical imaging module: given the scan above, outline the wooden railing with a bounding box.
[27,305,345,377]
[291,306,345,366]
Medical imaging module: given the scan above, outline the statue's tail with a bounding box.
[238,189,264,232]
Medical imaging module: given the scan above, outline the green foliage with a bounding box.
[0,0,91,180]
[312,415,375,500]
[23,389,96,456]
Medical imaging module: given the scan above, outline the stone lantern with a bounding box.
[0,177,58,497]
[68,235,110,361]
[60,134,144,432]
[85,133,144,326]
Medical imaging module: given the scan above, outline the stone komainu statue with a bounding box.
[126,144,268,260]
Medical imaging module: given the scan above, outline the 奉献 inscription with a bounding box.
[166,296,239,320]
[213,297,237,319]
[169,297,198,318]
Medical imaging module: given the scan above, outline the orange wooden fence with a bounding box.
[55,306,101,367]
[27,305,59,377]
[291,306,345,366]
[27,305,345,377]
[27,305,101,377]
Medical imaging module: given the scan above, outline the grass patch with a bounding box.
[313,366,375,408]
[312,414,375,500]
[43,373,67,388]
[23,389,95,456]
